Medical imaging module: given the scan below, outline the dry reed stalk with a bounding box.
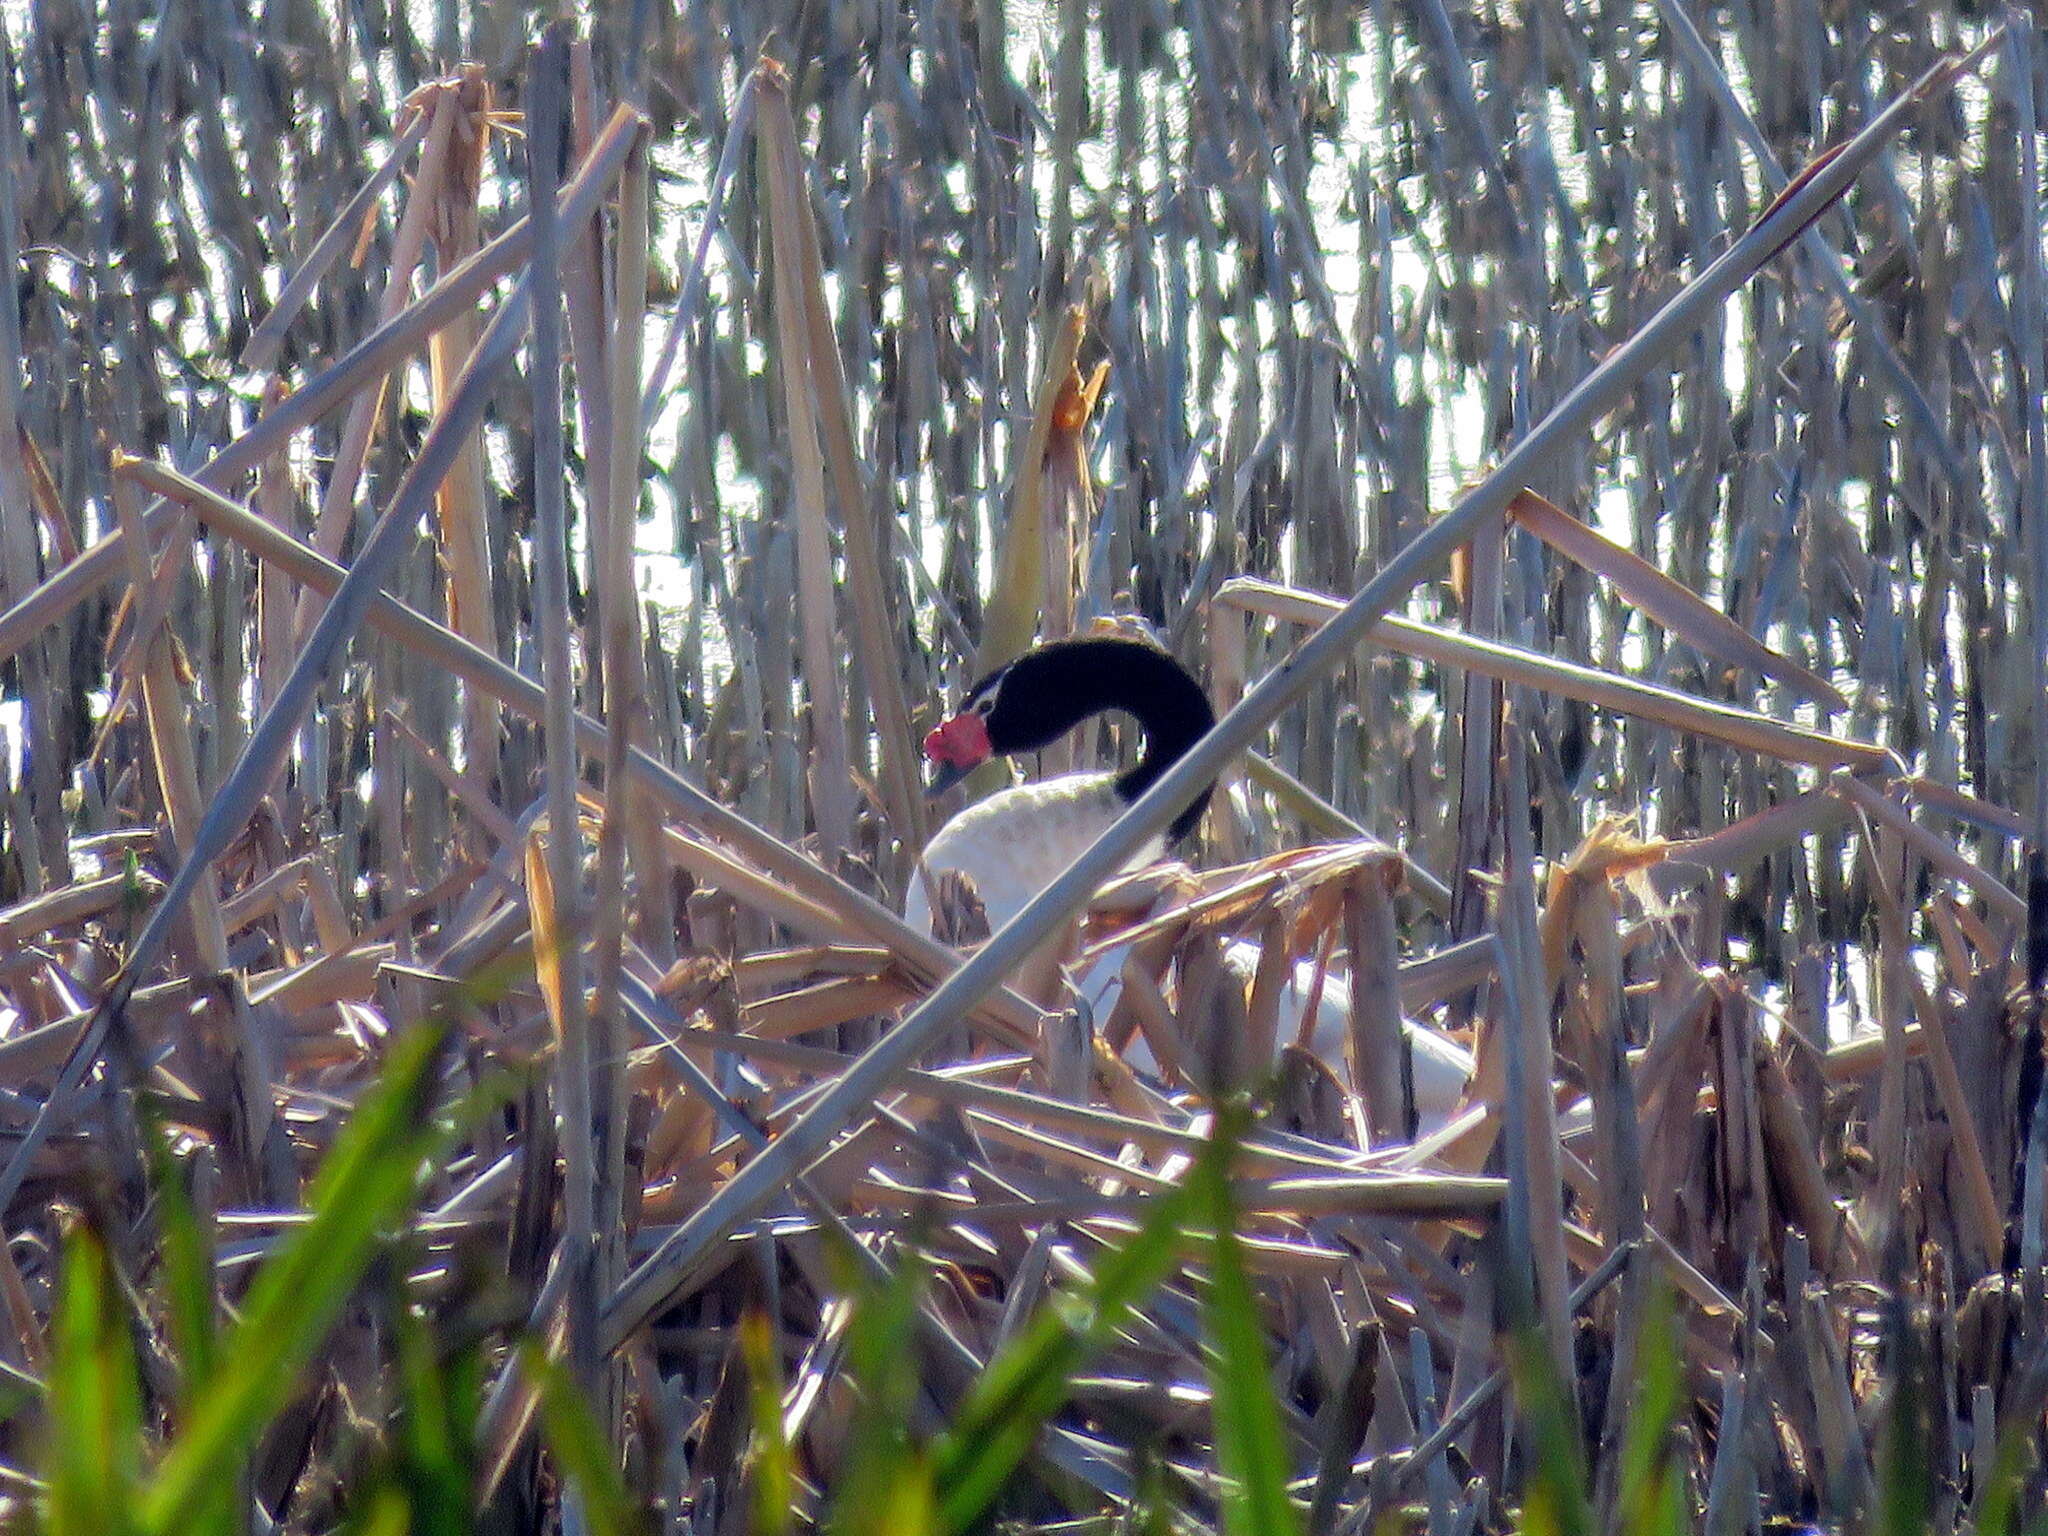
[643,1013,1440,1199]
[756,60,857,864]
[102,271,538,975]
[1448,505,1505,951]
[1648,788,1851,898]
[121,456,1047,1048]
[252,379,299,716]
[660,824,852,941]
[0,120,644,1220]
[93,515,193,767]
[727,944,893,988]
[560,38,616,521]
[1535,821,1668,1027]
[743,976,914,1040]
[606,226,674,989]
[777,66,928,858]
[1206,592,1255,865]
[1752,1045,1846,1263]
[2002,19,2048,861]
[1343,862,1410,1146]
[0,105,645,681]
[1832,768,2027,926]
[243,943,393,1015]
[105,467,292,1205]
[519,27,595,1398]
[1506,488,1847,712]
[381,709,520,847]
[237,100,436,379]
[100,482,228,966]
[0,872,160,944]
[0,1228,44,1377]
[0,36,53,893]
[584,134,657,1399]
[1651,0,1966,496]
[300,82,461,585]
[1904,775,2030,842]
[215,857,316,940]
[420,68,507,794]
[16,425,69,566]
[1571,877,1653,1516]
[969,304,1089,683]
[1039,351,1107,646]
[1493,717,1577,1390]
[1218,576,1895,773]
[1851,803,2006,1274]
[4,7,2042,1525]
[1117,953,1193,1087]
[612,975,998,1460]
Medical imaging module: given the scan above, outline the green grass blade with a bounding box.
[825,1244,931,1536]
[1504,1325,1592,1536]
[740,1309,795,1536]
[1976,1418,2029,1536]
[138,1017,466,1534]
[341,1483,415,1536]
[1193,1125,1300,1536]
[1611,1279,1683,1536]
[523,1342,650,1536]
[932,1107,1248,1534]
[1871,1305,1931,1536]
[391,1302,476,1536]
[45,1225,140,1536]
[872,1451,937,1536]
[143,1115,216,1402]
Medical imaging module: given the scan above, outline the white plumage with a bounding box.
[904,772,1164,937]
[906,637,1473,1142]
[1218,942,1473,1135]
[902,776,1475,1140]
[1103,940,1473,1138]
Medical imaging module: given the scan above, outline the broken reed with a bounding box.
[0,3,2044,1532]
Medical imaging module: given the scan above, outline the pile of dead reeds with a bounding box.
[1,3,2046,1531]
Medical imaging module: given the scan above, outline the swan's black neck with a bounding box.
[977,638,1217,841]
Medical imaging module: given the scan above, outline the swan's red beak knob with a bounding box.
[923,711,991,795]
[923,711,992,767]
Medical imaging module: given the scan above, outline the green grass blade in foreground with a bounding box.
[1974,1392,2044,1536]
[139,1121,234,1534]
[143,1112,217,1401]
[139,1017,467,1534]
[523,1342,652,1536]
[1871,1303,1932,1536]
[931,1107,1248,1534]
[1194,1122,1300,1536]
[825,1242,935,1536]
[740,1309,796,1536]
[389,1301,480,1536]
[342,1484,418,1536]
[45,1225,141,1536]
[1608,1279,1684,1536]
[1127,1445,1176,1536]
[1503,1330,1592,1536]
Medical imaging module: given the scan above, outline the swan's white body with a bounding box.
[904,772,1164,936]
[1219,943,1473,1133]
[1098,942,1471,1136]
[904,781,1474,1140]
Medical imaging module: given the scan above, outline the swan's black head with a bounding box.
[922,637,1218,841]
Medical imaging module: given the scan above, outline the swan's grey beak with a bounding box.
[926,759,971,797]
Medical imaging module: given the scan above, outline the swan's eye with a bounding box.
[970,695,995,718]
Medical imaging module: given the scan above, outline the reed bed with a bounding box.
[0,1,2043,1530]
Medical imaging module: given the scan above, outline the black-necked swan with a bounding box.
[908,636,1214,935]
[907,635,1471,1134]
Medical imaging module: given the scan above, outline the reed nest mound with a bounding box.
[0,4,2044,1532]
